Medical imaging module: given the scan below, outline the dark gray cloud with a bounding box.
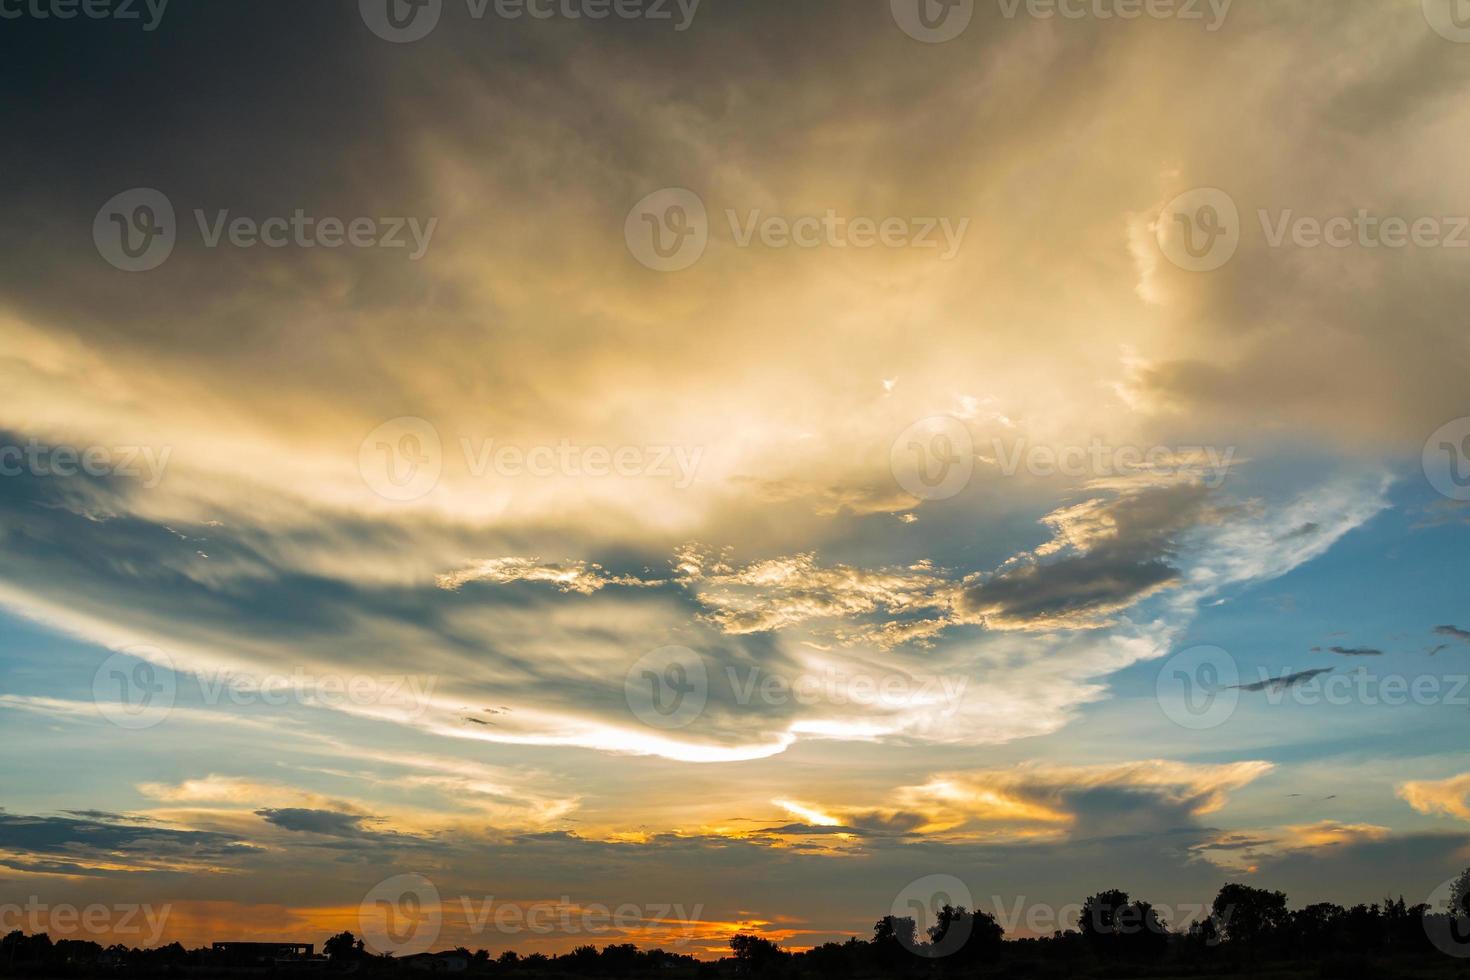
[255,808,376,838]
[59,809,154,823]
[0,811,255,874]
[960,484,1222,629]
[254,809,440,851]
[1234,668,1334,693]
[1315,646,1385,657]
[754,823,869,838]
[1282,522,1321,540]
[1434,625,1470,643]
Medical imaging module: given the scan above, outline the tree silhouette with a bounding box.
[1291,902,1347,955]
[729,934,788,978]
[869,915,916,970]
[1453,866,1470,918]
[1078,889,1167,957]
[927,904,1004,966]
[1213,883,1290,947]
[1079,889,1131,943]
[323,931,363,962]
[3,875,1469,979]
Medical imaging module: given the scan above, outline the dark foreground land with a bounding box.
[6,882,1470,980]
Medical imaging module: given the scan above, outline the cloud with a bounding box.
[959,484,1227,631]
[1434,625,1470,644]
[886,760,1274,839]
[436,557,665,594]
[1193,821,1394,873]
[1398,774,1470,822]
[0,456,1388,772]
[731,477,919,518]
[675,549,958,642]
[251,807,433,847]
[1234,669,1335,693]
[0,810,256,876]
[0,0,1462,951]
[137,776,355,810]
[255,808,378,837]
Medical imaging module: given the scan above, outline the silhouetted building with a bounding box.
[402,951,470,972]
[210,941,314,963]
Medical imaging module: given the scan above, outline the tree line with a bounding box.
[3,869,1468,978]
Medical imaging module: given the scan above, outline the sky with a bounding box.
[2,0,1470,960]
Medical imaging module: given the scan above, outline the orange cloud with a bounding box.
[1398,774,1470,822]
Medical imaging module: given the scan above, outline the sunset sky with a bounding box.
[2,0,1470,959]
